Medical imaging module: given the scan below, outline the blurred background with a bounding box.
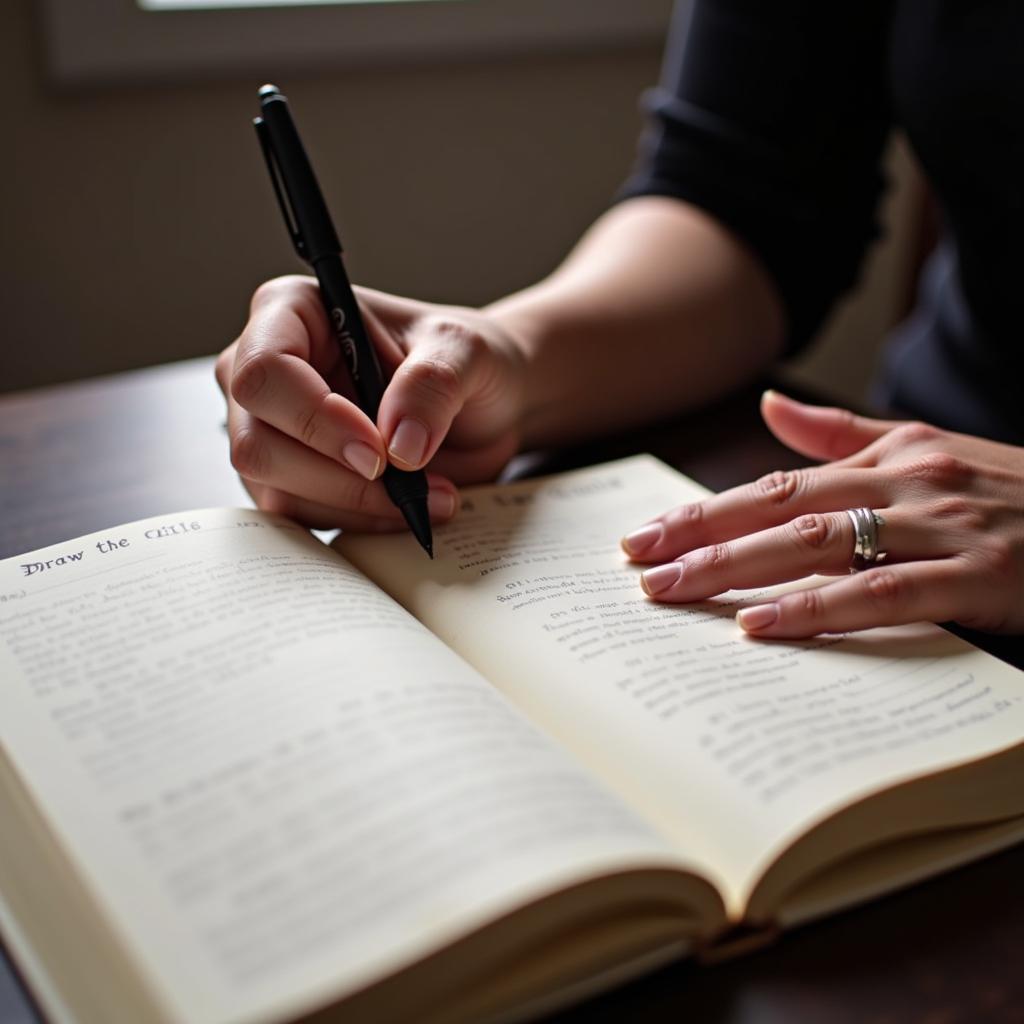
[3,0,924,407]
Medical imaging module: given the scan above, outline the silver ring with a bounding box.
[846,507,887,573]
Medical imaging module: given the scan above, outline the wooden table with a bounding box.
[1,358,1022,1024]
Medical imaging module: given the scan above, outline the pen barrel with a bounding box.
[382,463,429,505]
[314,258,387,416]
[315,248,432,554]
[257,90,341,262]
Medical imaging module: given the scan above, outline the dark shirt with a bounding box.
[621,1,1024,443]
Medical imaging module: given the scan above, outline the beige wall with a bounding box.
[3,0,661,392]
[3,0,916,408]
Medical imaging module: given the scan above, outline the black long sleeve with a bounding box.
[621,1,1024,442]
[621,1,891,352]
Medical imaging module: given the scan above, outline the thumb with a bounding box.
[761,389,901,462]
[377,315,490,470]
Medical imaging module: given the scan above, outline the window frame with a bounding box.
[40,0,674,87]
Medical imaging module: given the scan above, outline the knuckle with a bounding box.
[231,350,271,406]
[978,536,1017,580]
[668,502,704,532]
[892,421,940,448]
[405,356,463,406]
[790,513,834,550]
[419,313,471,342]
[792,587,826,620]
[251,274,313,311]
[250,278,283,310]
[696,543,732,573]
[229,426,269,481]
[930,495,981,529]
[294,398,323,450]
[754,469,801,507]
[422,314,477,348]
[822,407,859,456]
[862,568,904,606]
[834,406,858,432]
[908,451,971,487]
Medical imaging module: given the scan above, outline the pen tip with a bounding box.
[399,503,434,560]
[258,83,281,100]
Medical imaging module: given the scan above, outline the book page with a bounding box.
[0,509,698,1024]
[338,456,1024,915]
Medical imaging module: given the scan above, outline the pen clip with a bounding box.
[254,116,307,263]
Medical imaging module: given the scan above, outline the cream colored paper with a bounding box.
[0,509,687,1024]
[338,455,1024,913]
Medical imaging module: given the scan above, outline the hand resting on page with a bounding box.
[623,390,1024,639]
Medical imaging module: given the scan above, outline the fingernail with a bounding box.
[388,418,430,468]
[342,440,382,481]
[428,489,456,520]
[737,604,778,632]
[621,522,663,557]
[640,563,682,596]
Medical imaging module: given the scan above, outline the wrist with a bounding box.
[484,289,566,450]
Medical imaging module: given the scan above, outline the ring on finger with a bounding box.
[846,507,887,573]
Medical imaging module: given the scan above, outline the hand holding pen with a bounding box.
[214,86,528,540]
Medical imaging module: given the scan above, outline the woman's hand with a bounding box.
[622,390,1024,637]
[215,276,527,530]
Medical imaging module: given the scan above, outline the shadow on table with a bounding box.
[549,843,1024,1024]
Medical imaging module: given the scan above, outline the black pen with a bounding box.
[253,83,433,558]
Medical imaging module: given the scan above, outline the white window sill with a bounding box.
[40,0,674,88]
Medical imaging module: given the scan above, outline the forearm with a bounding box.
[484,196,786,448]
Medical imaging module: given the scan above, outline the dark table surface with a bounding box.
[1,358,1022,1024]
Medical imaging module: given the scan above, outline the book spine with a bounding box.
[695,921,781,964]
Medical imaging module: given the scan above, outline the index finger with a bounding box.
[230,276,387,477]
[245,275,338,372]
[621,465,893,563]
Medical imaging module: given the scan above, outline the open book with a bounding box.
[1,455,1022,1024]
